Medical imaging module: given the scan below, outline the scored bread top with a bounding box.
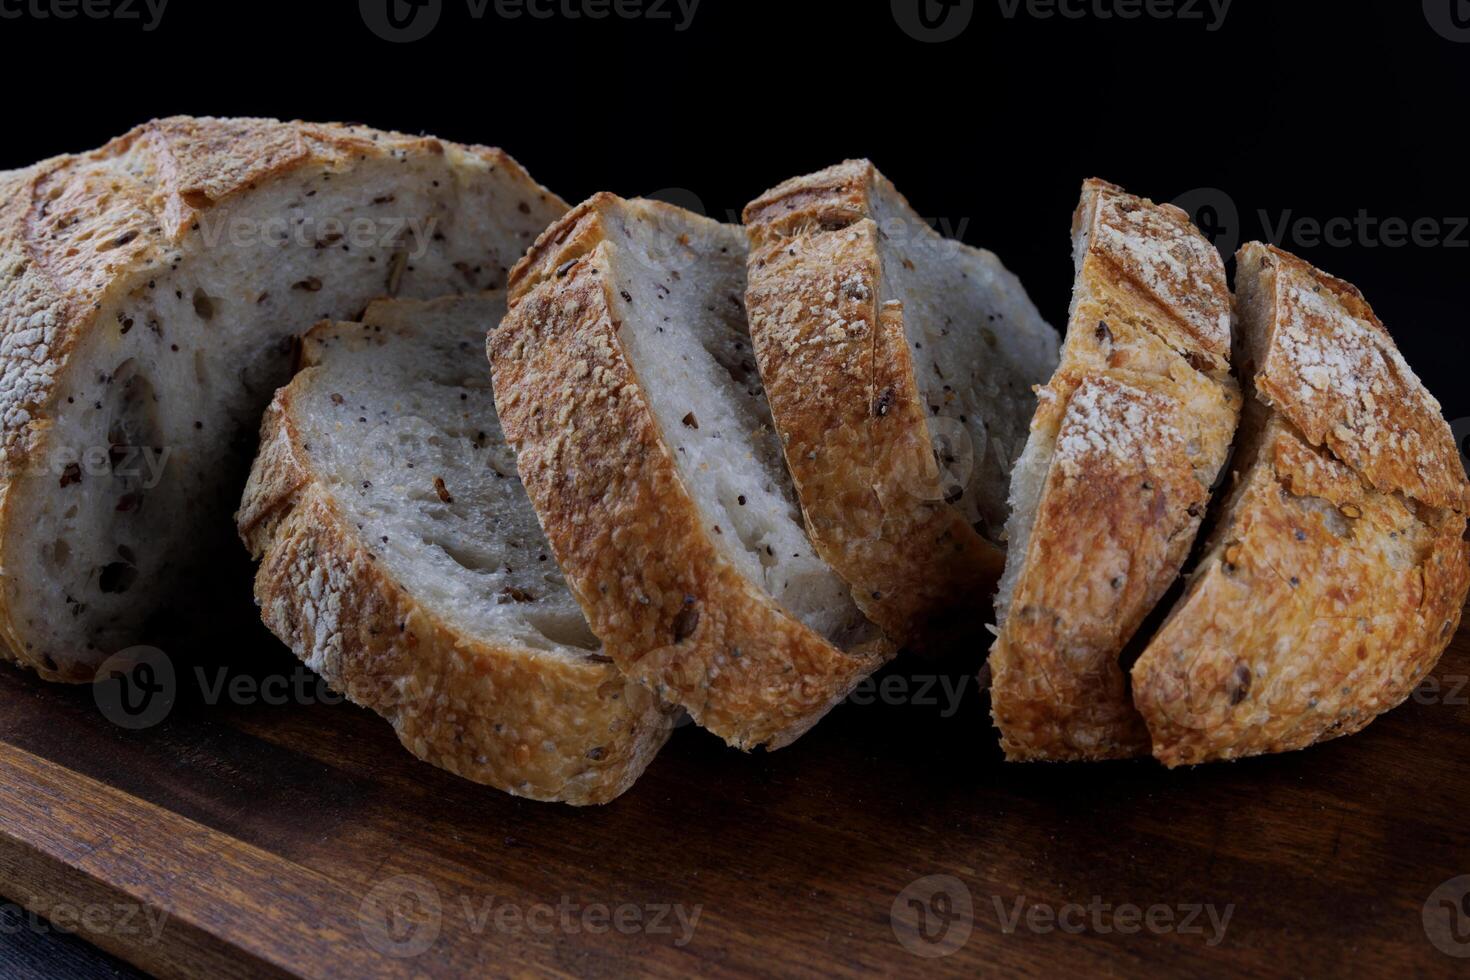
[1243,244,1468,513]
[493,193,891,751]
[743,160,1058,651]
[1131,244,1470,765]
[744,159,883,233]
[237,294,672,805]
[987,179,1241,762]
[1080,180,1233,372]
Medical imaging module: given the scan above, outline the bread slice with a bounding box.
[0,117,565,682]
[988,179,1242,761]
[489,194,892,750]
[237,294,672,804]
[742,161,1059,650]
[1131,244,1470,766]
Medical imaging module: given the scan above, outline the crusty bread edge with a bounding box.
[494,194,892,751]
[986,178,1241,762]
[742,160,1005,652]
[1244,244,1468,513]
[1131,242,1470,765]
[236,330,672,805]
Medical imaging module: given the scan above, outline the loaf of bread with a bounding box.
[1132,244,1470,765]
[0,117,565,682]
[988,180,1242,761]
[7,114,1461,778]
[490,194,892,750]
[743,161,1058,651]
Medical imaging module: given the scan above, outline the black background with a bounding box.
[4,0,1468,423]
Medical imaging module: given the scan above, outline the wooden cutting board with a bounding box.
[2,615,1468,978]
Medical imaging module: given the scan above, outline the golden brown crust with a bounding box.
[1079,178,1234,373]
[1133,421,1469,765]
[743,159,876,236]
[743,161,1005,651]
[1244,244,1468,513]
[1132,245,1470,765]
[0,116,563,680]
[493,195,891,751]
[989,375,1213,758]
[237,358,672,806]
[988,179,1241,761]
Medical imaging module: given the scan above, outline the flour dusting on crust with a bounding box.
[1092,190,1232,360]
[1055,380,1183,478]
[1253,245,1467,512]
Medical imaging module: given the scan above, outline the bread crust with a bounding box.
[1132,244,1470,765]
[490,195,891,751]
[742,161,1007,651]
[0,117,563,681]
[1247,246,1467,512]
[988,179,1241,761]
[237,311,672,805]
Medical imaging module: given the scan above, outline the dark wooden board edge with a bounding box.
[1,617,1469,978]
[0,745,336,978]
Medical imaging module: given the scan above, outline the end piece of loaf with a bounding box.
[1131,244,1470,765]
[490,194,892,751]
[237,294,673,805]
[743,161,1059,651]
[0,117,565,682]
[988,179,1242,761]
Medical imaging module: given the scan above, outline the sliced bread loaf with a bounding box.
[0,117,565,682]
[489,194,892,750]
[988,179,1242,761]
[743,161,1059,650]
[237,294,673,804]
[1131,244,1470,765]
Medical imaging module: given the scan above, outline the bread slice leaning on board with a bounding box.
[489,194,893,751]
[0,117,565,682]
[1132,244,1470,765]
[988,179,1243,761]
[237,294,674,804]
[743,161,1059,651]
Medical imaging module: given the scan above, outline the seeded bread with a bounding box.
[490,194,892,750]
[743,161,1059,650]
[0,117,565,681]
[237,294,673,804]
[1131,244,1470,765]
[988,179,1242,761]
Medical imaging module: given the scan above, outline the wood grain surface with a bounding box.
[1,611,1468,978]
